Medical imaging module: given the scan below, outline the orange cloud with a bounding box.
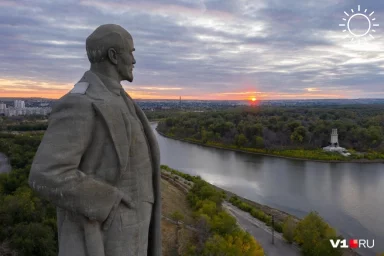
[0,78,72,98]
[306,87,321,92]
[207,90,346,100]
[0,77,348,100]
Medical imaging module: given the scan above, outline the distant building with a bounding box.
[5,108,17,117]
[0,103,6,110]
[323,128,351,156]
[14,100,25,109]
[2,106,51,117]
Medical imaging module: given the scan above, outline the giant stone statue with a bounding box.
[28,24,161,256]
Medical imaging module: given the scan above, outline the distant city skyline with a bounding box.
[1,0,384,100]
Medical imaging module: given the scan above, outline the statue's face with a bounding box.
[117,37,136,82]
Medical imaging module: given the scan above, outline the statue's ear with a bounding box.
[107,48,118,65]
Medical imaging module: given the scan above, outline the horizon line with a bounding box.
[0,97,384,101]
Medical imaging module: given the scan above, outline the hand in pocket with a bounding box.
[122,194,135,209]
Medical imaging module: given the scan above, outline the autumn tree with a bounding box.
[283,216,296,244]
[294,212,341,256]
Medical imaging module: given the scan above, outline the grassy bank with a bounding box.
[161,165,264,256]
[161,165,290,234]
[156,129,384,162]
[161,178,195,255]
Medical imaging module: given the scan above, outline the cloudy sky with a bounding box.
[1,0,383,100]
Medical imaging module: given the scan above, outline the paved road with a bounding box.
[223,202,301,256]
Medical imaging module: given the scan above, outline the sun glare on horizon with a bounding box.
[251,97,257,102]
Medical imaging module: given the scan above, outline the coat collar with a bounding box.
[92,71,123,96]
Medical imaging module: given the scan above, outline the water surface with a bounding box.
[152,124,384,256]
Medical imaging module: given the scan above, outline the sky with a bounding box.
[0,0,383,100]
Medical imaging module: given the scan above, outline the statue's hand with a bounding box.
[122,194,135,209]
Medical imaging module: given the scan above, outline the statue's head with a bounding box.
[86,24,136,82]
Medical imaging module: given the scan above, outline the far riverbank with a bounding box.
[155,128,384,163]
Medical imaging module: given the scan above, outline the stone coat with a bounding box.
[28,70,161,256]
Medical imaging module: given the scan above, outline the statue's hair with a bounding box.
[86,24,132,63]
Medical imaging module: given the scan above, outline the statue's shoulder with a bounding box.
[52,88,93,114]
[69,81,90,94]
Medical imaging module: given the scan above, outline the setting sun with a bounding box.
[251,97,257,102]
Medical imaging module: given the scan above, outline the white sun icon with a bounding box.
[339,5,379,43]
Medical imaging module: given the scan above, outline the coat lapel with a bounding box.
[83,69,130,174]
[92,101,129,173]
[131,97,162,256]
[124,92,160,167]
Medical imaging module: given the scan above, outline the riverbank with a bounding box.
[156,128,384,163]
[162,165,361,256]
[160,176,195,255]
[161,165,265,255]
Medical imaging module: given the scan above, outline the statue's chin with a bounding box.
[127,73,133,82]
[120,73,133,82]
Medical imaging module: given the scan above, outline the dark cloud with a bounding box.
[0,0,383,98]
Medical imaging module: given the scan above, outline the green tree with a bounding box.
[252,136,264,148]
[235,133,247,147]
[210,211,237,236]
[288,121,301,132]
[197,200,217,217]
[202,231,264,256]
[283,216,296,243]
[294,212,341,256]
[291,126,307,144]
[10,223,56,256]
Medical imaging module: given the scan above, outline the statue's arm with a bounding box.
[28,94,123,223]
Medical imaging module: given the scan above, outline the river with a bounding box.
[152,123,384,256]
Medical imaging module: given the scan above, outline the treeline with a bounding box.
[0,133,57,256]
[0,117,48,132]
[161,165,264,256]
[157,105,384,157]
[1,123,48,131]
[144,110,185,121]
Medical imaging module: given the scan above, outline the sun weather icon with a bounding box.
[339,5,379,43]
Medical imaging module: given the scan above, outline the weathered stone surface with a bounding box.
[29,24,161,256]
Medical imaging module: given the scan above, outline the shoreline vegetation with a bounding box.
[161,165,265,255]
[150,104,384,162]
[161,165,361,256]
[156,128,384,163]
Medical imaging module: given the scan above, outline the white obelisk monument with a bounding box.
[331,128,338,146]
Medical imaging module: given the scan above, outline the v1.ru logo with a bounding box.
[330,239,374,249]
